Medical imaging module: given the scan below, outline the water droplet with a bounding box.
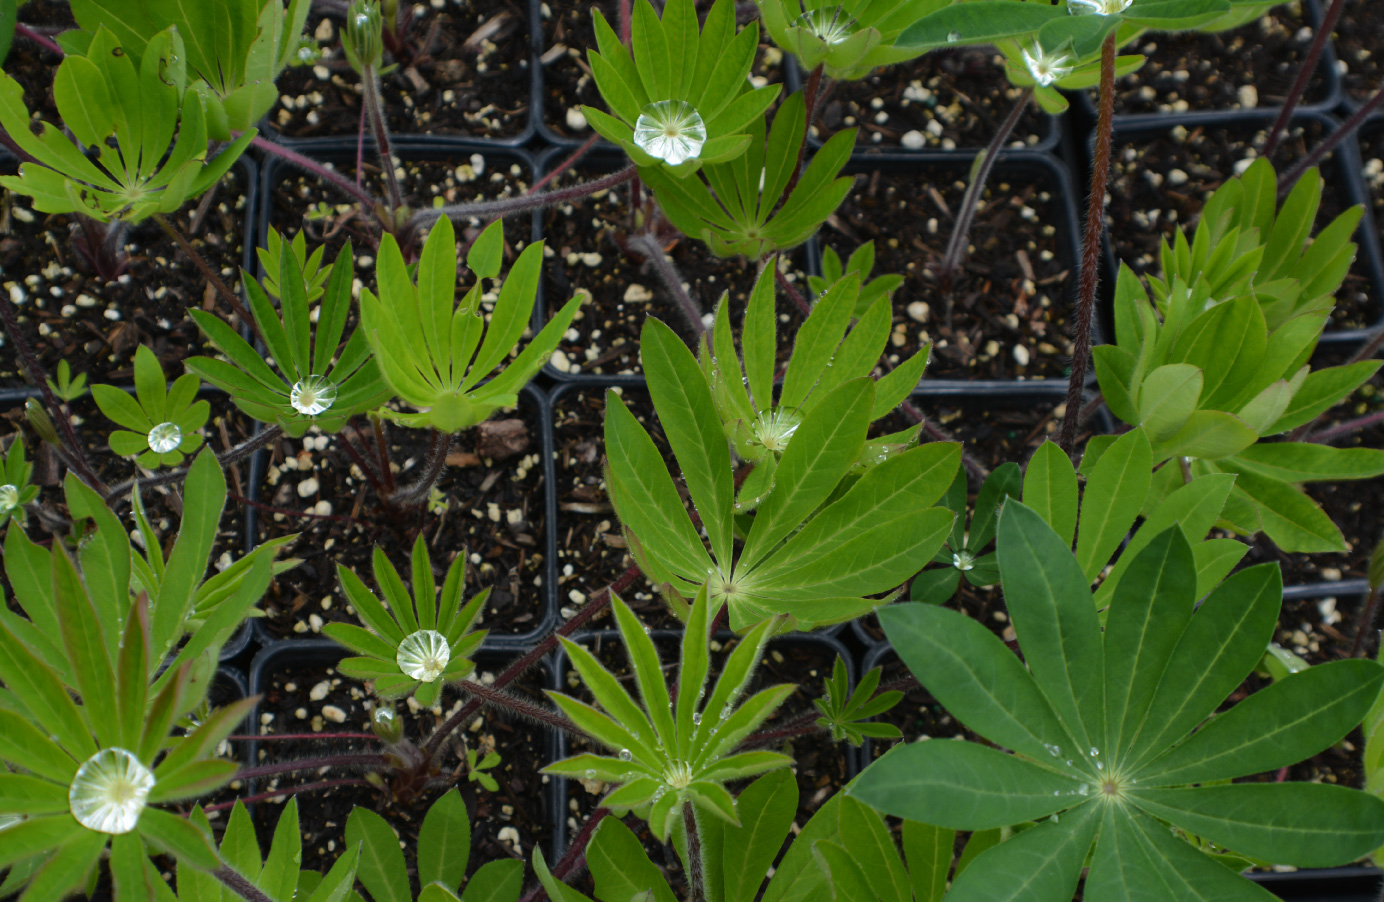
[1021,41,1076,87]
[618,749,633,762]
[69,748,155,834]
[793,7,856,45]
[396,630,451,682]
[1044,743,1062,757]
[290,375,338,416]
[633,100,707,167]
[584,769,595,780]
[692,712,702,725]
[946,30,961,42]
[953,550,976,572]
[147,422,182,454]
[1089,747,1100,757]
[0,484,19,513]
[1096,761,1104,771]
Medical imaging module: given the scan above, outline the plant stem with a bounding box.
[1280,84,1384,193]
[374,417,397,493]
[153,212,260,343]
[104,425,282,508]
[0,289,106,492]
[250,135,380,211]
[1353,585,1382,658]
[938,87,1033,282]
[1059,32,1118,458]
[783,63,825,202]
[214,867,276,902]
[228,732,377,742]
[389,429,453,507]
[458,678,587,738]
[202,777,373,813]
[630,234,706,338]
[235,753,389,782]
[422,563,642,757]
[1307,409,1384,444]
[773,265,813,317]
[1263,0,1344,159]
[362,65,405,214]
[14,23,63,56]
[415,166,638,228]
[682,802,708,902]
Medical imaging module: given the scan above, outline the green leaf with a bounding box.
[642,318,736,570]
[306,844,362,902]
[879,603,1076,768]
[997,501,1105,758]
[346,808,411,902]
[140,807,222,871]
[813,841,877,902]
[260,798,302,902]
[466,220,504,280]
[532,848,595,902]
[1137,364,1202,442]
[1128,563,1282,769]
[761,793,842,902]
[1232,442,1384,483]
[738,378,873,572]
[1155,410,1259,461]
[1075,428,1152,583]
[588,817,676,902]
[780,275,857,411]
[898,1,1065,49]
[153,450,226,658]
[460,860,524,902]
[1230,470,1345,552]
[1133,783,1384,868]
[721,770,796,901]
[1023,441,1079,546]
[837,796,910,902]
[1139,659,1384,786]
[941,803,1099,902]
[902,821,953,902]
[850,740,1085,831]
[52,543,119,748]
[418,789,470,892]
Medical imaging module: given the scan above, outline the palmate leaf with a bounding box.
[849,501,1384,899]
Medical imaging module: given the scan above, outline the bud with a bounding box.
[24,398,60,447]
[372,705,404,744]
[343,0,385,73]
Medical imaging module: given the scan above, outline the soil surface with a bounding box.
[1085,1,1334,115]
[1333,0,1384,107]
[814,50,1053,152]
[249,650,556,876]
[822,162,1076,380]
[270,0,530,141]
[1104,117,1379,332]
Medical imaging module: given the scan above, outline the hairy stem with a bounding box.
[104,425,282,508]
[783,63,825,202]
[234,753,389,782]
[1353,586,1382,658]
[250,135,380,211]
[153,212,260,343]
[1263,0,1344,159]
[0,288,105,491]
[214,867,276,902]
[1280,84,1384,193]
[459,678,587,738]
[683,802,708,902]
[362,65,405,214]
[422,563,642,757]
[630,234,706,337]
[202,778,372,813]
[414,166,638,228]
[14,23,63,56]
[389,429,453,507]
[1059,33,1118,458]
[773,265,813,317]
[1307,409,1384,444]
[938,87,1033,281]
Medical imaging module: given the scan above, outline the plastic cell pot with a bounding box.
[550,628,859,859]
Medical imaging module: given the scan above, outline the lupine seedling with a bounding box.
[0,27,254,222]
[910,462,1021,605]
[808,241,904,317]
[91,346,209,468]
[323,535,489,707]
[258,227,330,304]
[641,92,857,258]
[813,658,903,746]
[852,504,1384,899]
[756,0,944,80]
[583,0,780,174]
[0,437,38,528]
[544,589,794,842]
[46,361,88,403]
[465,748,502,792]
[361,217,584,431]
[188,237,393,438]
[607,315,957,629]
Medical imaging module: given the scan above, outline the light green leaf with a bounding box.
[941,803,1099,902]
[1075,428,1152,583]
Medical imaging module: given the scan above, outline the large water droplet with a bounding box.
[618,748,633,762]
[0,484,19,513]
[396,630,451,682]
[692,712,702,725]
[70,748,155,834]
[147,422,182,454]
[290,375,338,416]
[633,101,707,166]
[793,7,856,45]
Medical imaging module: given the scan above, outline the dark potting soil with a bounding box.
[557,633,851,892]
[7,0,73,126]
[270,0,530,141]
[1104,118,1379,332]
[1084,1,1334,116]
[1361,122,1383,257]
[538,0,787,142]
[537,164,809,379]
[814,49,1051,153]
[822,164,1076,381]
[251,397,549,640]
[0,166,251,390]
[249,656,555,876]
[1333,0,1384,107]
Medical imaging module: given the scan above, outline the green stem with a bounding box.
[362,64,405,214]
